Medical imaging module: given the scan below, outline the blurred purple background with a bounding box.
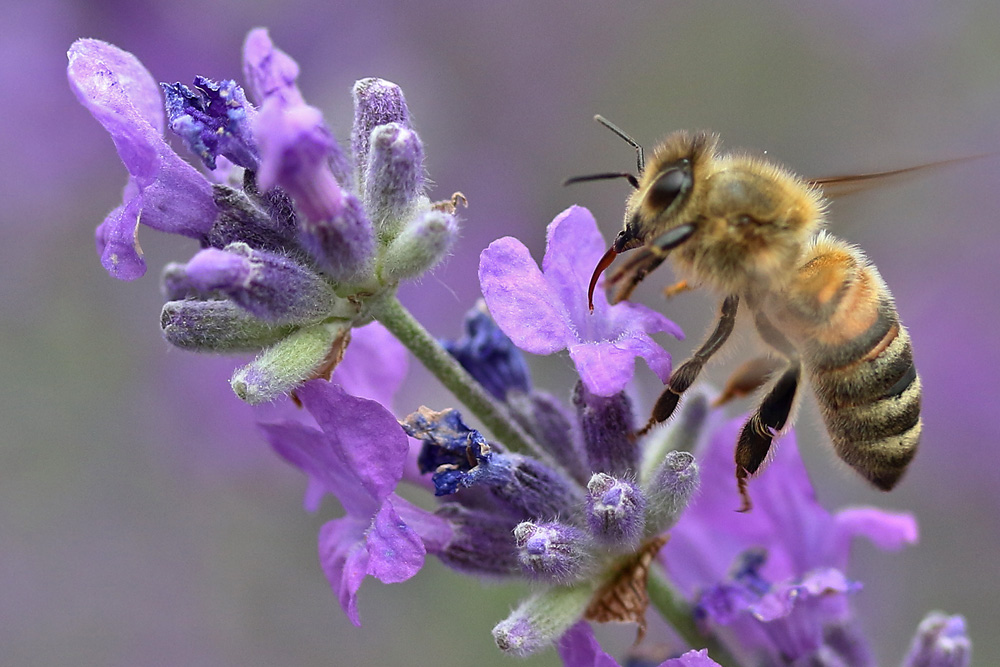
[4,1,999,665]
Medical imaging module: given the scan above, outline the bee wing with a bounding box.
[808,155,987,198]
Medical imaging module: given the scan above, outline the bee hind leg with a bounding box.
[735,360,801,512]
[637,295,740,437]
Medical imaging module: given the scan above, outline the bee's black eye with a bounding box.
[646,164,691,211]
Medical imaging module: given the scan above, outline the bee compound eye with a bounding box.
[646,167,691,211]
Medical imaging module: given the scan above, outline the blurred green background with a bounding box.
[4,1,999,665]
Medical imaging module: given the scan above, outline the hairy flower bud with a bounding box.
[514,521,591,584]
[644,451,699,537]
[379,208,457,283]
[903,612,971,667]
[230,320,350,404]
[364,123,424,239]
[351,77,410,179]
[585,473,646,549]
[493,585,595,658]
[183,243,348,324]
[160,299,295,352]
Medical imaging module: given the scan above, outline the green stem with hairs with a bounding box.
[370,294,554,466]
[647,567,742,666]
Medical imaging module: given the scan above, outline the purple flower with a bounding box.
[259,380,450,626]
[480,205,682,397]
[557,622,722,667]
[661,415,919,664]
[67,39,218,280]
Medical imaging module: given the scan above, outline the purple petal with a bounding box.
[556,622,621,667]
[366,498,428,583]
[67,39,164,135]
[833,507,918,565]
[392,495,453,552]
[95,198,145,280]
[318,518,369,626]
[479,236,574,354]
[241,28,304,106]
[331,322,409,409]
[259,419,376,517]
[541,206,608,333]
[568,332,671,396]
[662,650,724,667]
[296,381,408,502]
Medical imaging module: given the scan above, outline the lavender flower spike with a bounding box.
[68,39,217,280]
[480,206,683,396]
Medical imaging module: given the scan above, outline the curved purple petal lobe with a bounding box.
[541,206,607,330]
[242,27,303,106]
[68,39,164,135]
[392,495,453,552]
[556,622,621,667]
[480,237,574,354]
[568,332,672,396]
[367,499,427,583]
[833,507,918,563]
[259,419,376,517]
[96,198,145,280]
[295,380,408,502]
[318,519,369,627]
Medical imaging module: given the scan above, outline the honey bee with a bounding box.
[573,116,926,511]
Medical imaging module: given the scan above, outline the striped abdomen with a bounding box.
[774,234,920,490]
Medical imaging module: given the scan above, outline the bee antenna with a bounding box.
[594,114,645,173]
[563,172,640,189]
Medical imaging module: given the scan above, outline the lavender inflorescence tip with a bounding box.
[70,33,460,403]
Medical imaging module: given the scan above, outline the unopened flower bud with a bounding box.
[184,243,348,324]
[205,184,298,255]
[351,78,410,177]
[514,521,591,584]
[493,584,595,658]
[644,451,699,536]
[296,189,375,282]
[160,299,294,352]
[903,612,971,667]
[586,473,646,549]
[379,208,457,283]
[435,504,520,577]
[364,123,424,239]
[230,320,350,404]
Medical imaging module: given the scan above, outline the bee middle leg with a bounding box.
[637,294,740,436]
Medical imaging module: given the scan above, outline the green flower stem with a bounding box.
[647,566,741,667]
[371,294,554,466]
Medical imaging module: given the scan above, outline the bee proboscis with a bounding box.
[574,116,931,511]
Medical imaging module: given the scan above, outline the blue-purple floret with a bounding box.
[442,306,531,401]
[162,77,259,170]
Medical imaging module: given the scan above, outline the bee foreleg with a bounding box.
[637,295,740,436]
[734,360,801,512]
